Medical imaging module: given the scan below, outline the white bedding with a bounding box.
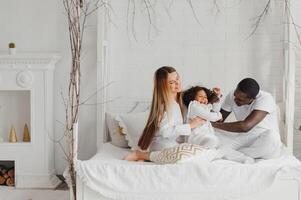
[76,143,301,200]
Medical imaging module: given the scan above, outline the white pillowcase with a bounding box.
[105,112,129,148]
[115,111,149,150]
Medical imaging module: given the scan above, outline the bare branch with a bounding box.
[186,0,203,28]
[246,0,271,39]
[79,81,115,105]
[281,40,301,52]
[142,0,160,40]
[131,0,138,41]
[126,0,132,41]
[211,0,220,15]
[58,141,70,162]
[162,0,173,20]
[78,96,122,106]
[284,0,301,47]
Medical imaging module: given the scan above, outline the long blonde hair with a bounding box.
[138,66,184,150]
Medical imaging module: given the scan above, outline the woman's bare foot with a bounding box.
[123,150,150,161]
[123,150,140,161]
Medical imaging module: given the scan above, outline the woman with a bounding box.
[124,66,203,161]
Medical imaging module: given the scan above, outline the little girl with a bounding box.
[182,86,222,149]
[183,86,255,163]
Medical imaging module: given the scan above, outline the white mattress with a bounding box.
[83,142,291,164]
[77,143,301,200]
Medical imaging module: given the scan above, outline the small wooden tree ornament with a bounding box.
[23,123,30,142]
[8,125,17,143]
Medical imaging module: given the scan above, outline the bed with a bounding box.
[76,143,301,200]
[76,86,300,200]
[75,4,300,199]
[76,99,301,200]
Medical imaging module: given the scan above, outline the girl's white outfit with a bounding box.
[186,100,255,163]
[149,101,191,152]
[187,100,222,148]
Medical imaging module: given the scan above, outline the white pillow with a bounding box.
[105,112,129,148]
[115,111,149,150]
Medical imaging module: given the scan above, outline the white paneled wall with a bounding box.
[105,0,285,113]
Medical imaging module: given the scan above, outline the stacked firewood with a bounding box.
[0,166,14,186]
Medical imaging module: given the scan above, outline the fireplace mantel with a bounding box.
[0,53,60,69]
[0,53,60,188]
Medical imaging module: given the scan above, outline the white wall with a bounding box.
[105,0,285,113]
[104,0,301,157]
[0,0,97,174]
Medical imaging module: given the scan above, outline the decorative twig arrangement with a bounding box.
[62,0,108,199]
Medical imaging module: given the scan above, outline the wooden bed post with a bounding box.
[283,0,296,154]
[97,1,110,150]
[76,4,110,199]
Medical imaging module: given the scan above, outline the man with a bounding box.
[212,78,282,159]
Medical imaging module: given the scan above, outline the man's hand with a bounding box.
[211,121,223,129]
[212,110,268,133]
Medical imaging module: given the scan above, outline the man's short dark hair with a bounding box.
[237,78,260,99]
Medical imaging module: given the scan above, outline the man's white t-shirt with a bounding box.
[222,90,281,145]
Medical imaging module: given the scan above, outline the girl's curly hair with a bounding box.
[182,86,219,108]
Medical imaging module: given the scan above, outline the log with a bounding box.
[0,165,5,171]
[0,175,5,185]
[6,177,14,186]
[0,168,7,175]
[2,172,8,179]
[0,166,15,186]
[0,165,6,175]
[7,168,14,177]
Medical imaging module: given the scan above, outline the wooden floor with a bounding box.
[0,187,69,200]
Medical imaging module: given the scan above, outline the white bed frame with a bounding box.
[76,1,299,199]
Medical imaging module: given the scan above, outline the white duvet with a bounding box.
[76,143,301,200]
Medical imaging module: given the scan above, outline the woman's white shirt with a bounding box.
[149,101,191,151]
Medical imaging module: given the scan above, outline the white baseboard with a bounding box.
[16,173,61,188]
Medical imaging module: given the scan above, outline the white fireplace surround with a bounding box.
[0,53,60,188]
